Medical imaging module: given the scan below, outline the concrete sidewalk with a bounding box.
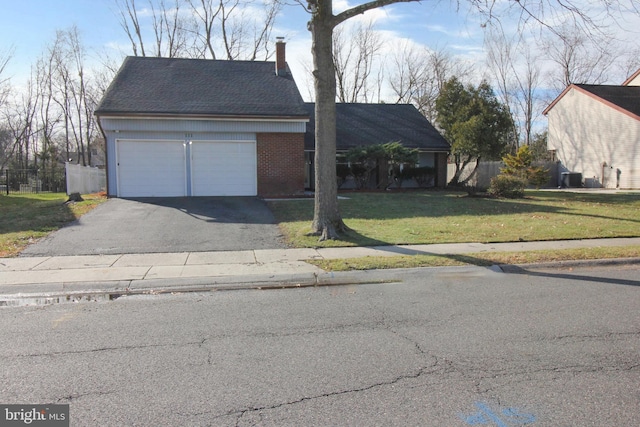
[1,237,640,299]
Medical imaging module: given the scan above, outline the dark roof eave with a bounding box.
[328,147,450,153]
[95,111,310,121]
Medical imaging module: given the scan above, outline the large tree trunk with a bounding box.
[309,0,348,240]
[307,0,419,240]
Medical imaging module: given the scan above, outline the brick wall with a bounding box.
[256,133,305,196]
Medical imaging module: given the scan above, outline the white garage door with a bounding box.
[191,141,257,196]
[117,140,186,197]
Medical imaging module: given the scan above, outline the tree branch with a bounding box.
[334,0,420,27]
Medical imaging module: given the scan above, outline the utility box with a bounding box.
[561,172,582,188]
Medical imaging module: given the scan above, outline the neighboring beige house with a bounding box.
[543,69,640,189]
[622,69,640,86]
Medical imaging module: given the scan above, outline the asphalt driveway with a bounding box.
[20,197,288,256]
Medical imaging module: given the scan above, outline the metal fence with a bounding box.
[0,169,66,195]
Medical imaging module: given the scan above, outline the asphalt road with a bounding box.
[20,197,287,256]
[1,264,639,426]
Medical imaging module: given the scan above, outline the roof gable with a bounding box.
[622,68,640,86]
[304,103,450,152]
[95,56,308,118]
[544,84,640,121]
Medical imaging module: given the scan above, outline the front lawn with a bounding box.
[0,193,106,257]
[268,190,640,248]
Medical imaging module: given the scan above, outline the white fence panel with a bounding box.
[65,163,106,195]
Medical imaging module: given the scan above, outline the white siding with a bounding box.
[625,73,640,87]
[547,88,640,189]
[100,116,306,197]
[100,117,306,134]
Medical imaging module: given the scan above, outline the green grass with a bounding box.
[0,193,106,257]
[3,190,639,267]
[308,246,640,272]
[268,190,640,248]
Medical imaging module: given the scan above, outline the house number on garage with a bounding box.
[459,401,536,426]
[185,133,193,138]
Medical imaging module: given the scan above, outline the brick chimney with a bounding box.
[275,37,287,76]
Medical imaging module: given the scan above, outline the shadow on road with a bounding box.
[501,265,640,288]
[125,196,278,224]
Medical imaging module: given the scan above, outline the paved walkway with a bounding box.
[1,237,639,301]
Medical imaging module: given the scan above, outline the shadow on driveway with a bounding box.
[20,197,287,256]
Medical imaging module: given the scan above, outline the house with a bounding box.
[543,69,640,189]
[96,40,450,198]
[95,40,308,198]
[304,103,450,188]
[622,68,640,86]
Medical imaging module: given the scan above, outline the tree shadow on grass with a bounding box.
[337,192,640,224]
[0,195,77,236]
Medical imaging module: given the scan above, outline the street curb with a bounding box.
[0,271,399,305]
[1,258,639,306]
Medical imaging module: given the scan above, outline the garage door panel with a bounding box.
[117,140,186,197]
[191,141,257,196]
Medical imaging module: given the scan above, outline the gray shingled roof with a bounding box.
[576,84,640,117]
[95,56,308,118]
[304,103,450,152]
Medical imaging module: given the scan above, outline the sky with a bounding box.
[1,0,639,101]
[0,0,488,90]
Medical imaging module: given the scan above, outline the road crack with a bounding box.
[10,340,207,358]
[56,389,118,403]
[227,364,434,423]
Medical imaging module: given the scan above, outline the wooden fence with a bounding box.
[447,161,559,189]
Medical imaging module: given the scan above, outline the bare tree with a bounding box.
[484,29,523,152]
[387,42,422,104]
[542,23,618,92]
[513,47,541,147]
[35,47,62,172]
[333,20,383,103]
[116,0,194,58]
[151,0,194,57]
[191,0,281,60]
[217,0,281,60]
[3,75,39,170]
[92,49,126,95]
[116,0,281,60]
[619,46,640,81]
[116,0,147,56]
[188,0,224,58]
[0,49,14,169]
[43,27,100,167]
[0,48,12,109]
[388,43,473,122]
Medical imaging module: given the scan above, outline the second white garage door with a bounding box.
[191,141,257,196]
